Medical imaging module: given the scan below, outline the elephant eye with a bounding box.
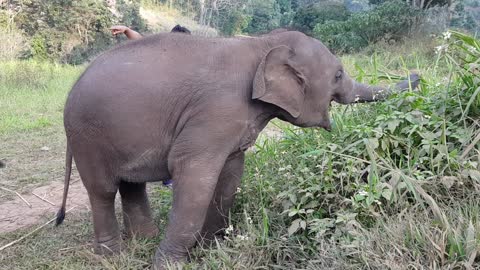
[335,70,343,82]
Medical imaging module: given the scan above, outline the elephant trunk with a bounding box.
[335,74,420,104]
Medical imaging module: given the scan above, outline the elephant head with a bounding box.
[252,32,420,130]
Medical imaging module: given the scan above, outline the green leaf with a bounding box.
[387,119,401,133]
[288,219,301,236]
[288,209,298,217]
[381,188,392,201]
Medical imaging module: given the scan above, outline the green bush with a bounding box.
[244,0,282,34]
[442,31,480,117]
[313,0,421,53]
[234,32,480,267]
[219,9,252,36]
[292,1,350,35]
[8,0,147,64]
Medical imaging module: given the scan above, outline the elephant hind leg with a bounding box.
[74,149,122,255]
[88,190,122,255]
[119,181,159,238]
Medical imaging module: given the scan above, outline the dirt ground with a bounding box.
[0,174,89,234]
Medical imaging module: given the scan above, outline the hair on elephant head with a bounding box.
[170,25,191,34]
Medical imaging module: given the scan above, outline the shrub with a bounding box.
[244,0,282,34]
[313,0,421,53]
[291,1,350,35]
[8,0,147,64]
[219,9,252,36]
[0,26,27,61]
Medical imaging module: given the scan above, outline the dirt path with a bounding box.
[0,175,90,234]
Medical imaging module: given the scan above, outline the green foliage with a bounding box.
[313,0,421,53]
[234,32,480,267]
[292,2,350,35]
[450,0,479,32]
[219,9,252,36]
[369,0,450,8]
[30,35,49,61]
[117,0,148,32]
[442,31,480,117]
[244,0,282,34]
[0,60,82,134]
[8,0,147,64]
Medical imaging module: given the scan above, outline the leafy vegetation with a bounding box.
[1,0,479,269]
[1,31,479,269]
[313,0,421,53]
[1,0,146,64]
[291,2,350,35]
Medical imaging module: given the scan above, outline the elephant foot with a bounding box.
[152,248,187,270]
[124,220,159,239]
[93,235,122,255]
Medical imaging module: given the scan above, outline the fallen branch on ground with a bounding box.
[0,186,32,208]
[31,191,56,206]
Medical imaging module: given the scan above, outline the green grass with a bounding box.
[1,34,479,269]
[0,61,83,193]
[0,60,83,135]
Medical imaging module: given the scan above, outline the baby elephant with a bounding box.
[56,29,419,269]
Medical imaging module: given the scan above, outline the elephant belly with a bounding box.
[118,148,171,183]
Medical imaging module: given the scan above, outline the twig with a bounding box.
[31,192,56,206]
[0,187,32,208]
[0,206,78,251]
[460,131,480,160]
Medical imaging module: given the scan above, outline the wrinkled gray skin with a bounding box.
[57,30,419,269]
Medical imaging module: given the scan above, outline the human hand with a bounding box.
[110,25,131,36]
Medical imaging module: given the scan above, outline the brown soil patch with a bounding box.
[0,175,89,234]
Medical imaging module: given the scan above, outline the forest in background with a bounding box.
[1,0,479,64]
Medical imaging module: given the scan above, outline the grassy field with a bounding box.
[0,33,479,269]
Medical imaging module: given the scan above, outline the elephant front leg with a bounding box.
[200,152,245,245]
[119,182,159,238]
[153,154,227,269]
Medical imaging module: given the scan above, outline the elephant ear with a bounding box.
[253,45,306,118]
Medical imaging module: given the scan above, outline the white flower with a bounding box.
[236,235,249,241]
[358,190,368,196]
[435,45,443,54]
[443,31,451,40]
[435,45,449,54]
[246,216,253,224]
[225,225,234,235]
[236,187,242,193]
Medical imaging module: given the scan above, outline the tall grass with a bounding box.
[0,60,83,134]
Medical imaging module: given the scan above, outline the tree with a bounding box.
[292,1,350,35]
[244,0,282,34]
[369,0,450,9]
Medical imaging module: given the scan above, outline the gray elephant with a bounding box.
[56,29,419,268]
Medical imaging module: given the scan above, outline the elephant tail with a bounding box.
[56,143,73,226]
